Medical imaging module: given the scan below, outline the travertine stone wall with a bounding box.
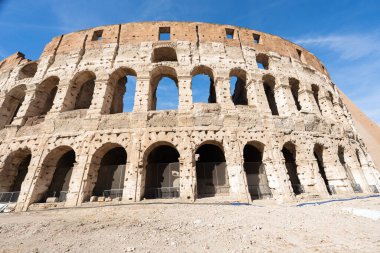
[0,22,379,212]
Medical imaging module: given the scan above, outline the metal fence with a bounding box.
[0,191,20,203]
[351,183,363,193]
[145,162,180,199]
[244,162,272,199]
[103,189,123,199]
[46,191,67,202]
[196,162,230,197]
[369,185,379,193]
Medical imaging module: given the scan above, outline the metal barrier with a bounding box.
[327,185,337,194]
[292,184,305,194]
[47,191,67,202]
[369,185,379,193]
[351,183,363,193]
[0,191,20,203]
[196,162,230,197]
[144,187,180,199]
[103,189,123,199]
[248,185,272,199]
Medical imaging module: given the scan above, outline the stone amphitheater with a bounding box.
[0,21,379,212]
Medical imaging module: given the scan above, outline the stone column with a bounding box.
[253,74,272,115]
[319,91,336,120]
[214,77,234,110]
[264,146,294,201]
[123,131,143,202]
[246,76,260,108]
[324,160,354,194]
[298,85,317,114]
[177,76,193,112]
[133,76,150,112]
[86,79,110,117]
[45,82,70,116]
[64,162,83,207]
[11,87,36,126]
[273,77,297,116]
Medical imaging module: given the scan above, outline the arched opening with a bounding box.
[313,144,332,194]
[18,62,37,80]
[196,143,229,198]
[289,78,301,111]
[191,66,216,103]
[243,142,271,199]
[26,77,59,121]
[144,145,180,199]
[0,84,26,128]
[338,146,362,192]
[31,147,75,204]
[92,147,127,199]
[108,68,137,113]
[152,47,178,63]
[282,142,303,195]
[149,66,179,110]
[63,71,96,111]
[230,68,248,105]
[263,75,279,115]
[0,149,31,202]
[256,53,269,70]
[311,84,322,113]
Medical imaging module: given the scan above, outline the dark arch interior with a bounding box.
[152,47,178,62]
[196,144,229,197]
[243,144,271,199]
[43,150,76,202]
[144,145,180,199]
[110,75,137,113]
[312,84,322,113]
[74,79,95,110]
[282,144,302,195]
[264,82,279,115]
[10,154,31,193]
[92,147,127,197]
[313,145,332,194]
[289,78,301,111]
[230,75,248,105]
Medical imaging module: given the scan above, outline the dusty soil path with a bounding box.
[0,197,379,253]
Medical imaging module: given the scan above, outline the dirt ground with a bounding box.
[0,196,379,253]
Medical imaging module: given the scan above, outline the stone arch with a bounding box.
[30,145,76,204]
[18,62,38,80]
[83,142,127,201]
[148,66,178,110]
[243,141,271,199]
[289,78,301,111]
[230,68,248,105]
[0,148,31,202]
[195,141,229,198]
[142,141,180,199]
[106,67,137,114]
[313,143,332,194]
[191,65,216,103]
[282,141,302,195]
[262,74,279,115]
[62,70,96,111]
[0,84,27,128]
[311,84,322,113]
[25,76,59,120]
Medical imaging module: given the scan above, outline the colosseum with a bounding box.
[0,21,379,212]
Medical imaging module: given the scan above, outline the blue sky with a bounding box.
[0,0,379,123]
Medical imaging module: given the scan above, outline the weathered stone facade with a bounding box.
[0,22,379,212]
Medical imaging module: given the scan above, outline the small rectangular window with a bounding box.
[159,27,171,41]
[253,33,260,44]
[92,30,103,41]
[296,49,302,59]
[225,28,234,39]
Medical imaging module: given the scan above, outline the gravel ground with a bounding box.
[0,196,379,253]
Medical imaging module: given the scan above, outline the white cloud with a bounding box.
[295,32,380,60]
[295,31,380,124]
